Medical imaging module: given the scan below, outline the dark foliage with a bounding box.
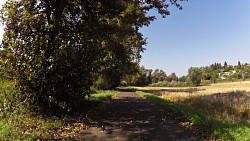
[0,0,183,114]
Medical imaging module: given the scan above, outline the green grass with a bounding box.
[149,81,192,87]
[90,90,117,101]
[137,91,250,141]
[0,80,64,140]
[0,79,117,140]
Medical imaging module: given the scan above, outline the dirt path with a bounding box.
[76,92,202,141]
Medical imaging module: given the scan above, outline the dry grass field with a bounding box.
[136,81,250,124]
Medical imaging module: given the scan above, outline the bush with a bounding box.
[0,80,23,118]
[0,1,95,114]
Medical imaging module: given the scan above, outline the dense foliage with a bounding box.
[187,62,250,85]
[188,67,202,86]
[0,79,118,140]
[0,0,183,113]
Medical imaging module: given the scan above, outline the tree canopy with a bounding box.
[0,0,183,114]
[188,67,202,86]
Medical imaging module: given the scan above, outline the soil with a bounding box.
[76,92,203,141]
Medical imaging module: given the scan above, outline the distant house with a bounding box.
[219,70,236,79]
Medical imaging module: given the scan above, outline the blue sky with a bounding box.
[0,0,249,76]
[140,0,250,76]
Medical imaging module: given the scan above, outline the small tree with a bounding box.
[178,76,187,83]
[224,61,228,68]
[169,72,178,82]
[151,69,160,83]
[210,73,218,83]
[188,67,202,86]
[238,61,241,68]
[158,70,167,82]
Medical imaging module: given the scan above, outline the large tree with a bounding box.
[1,0,106,113]
[0,0,182,113]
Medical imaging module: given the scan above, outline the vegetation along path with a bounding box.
[76,91,202,141]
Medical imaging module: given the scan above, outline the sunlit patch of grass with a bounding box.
[180,91,250,123]
[137,91,250,141]
[90,90,117,101]
[161,91,249,124]
[0,121,24,141]
[138,82,250,124]
[0,114,63,140]
[0,80,64,140]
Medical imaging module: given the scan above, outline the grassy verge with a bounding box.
[137,91,250,141]
[0,80,116,140]
[0,80,64,140]
[90,90,117,101]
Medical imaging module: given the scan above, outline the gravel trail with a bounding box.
[76,92,202,141]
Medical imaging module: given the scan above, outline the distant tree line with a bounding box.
[121,66,182,86]
[198,61,250,82]
[122,61,250,87]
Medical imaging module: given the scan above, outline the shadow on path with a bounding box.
[76,92,202,141]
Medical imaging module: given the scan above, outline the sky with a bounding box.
[139,0,250,76]
[0,0,249,76]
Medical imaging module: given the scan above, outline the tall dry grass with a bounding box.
[137,81,250,124]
